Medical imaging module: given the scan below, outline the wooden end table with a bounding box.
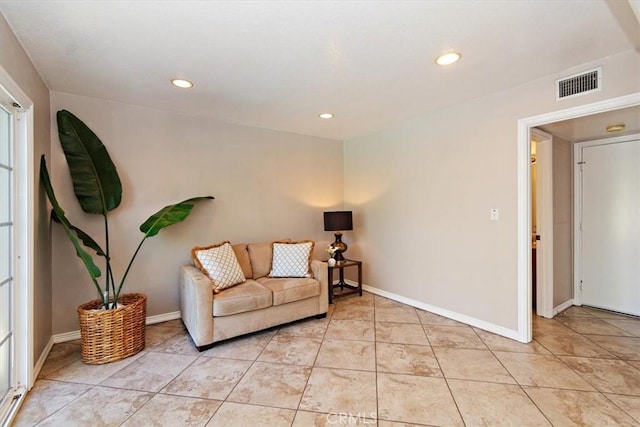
[326,259,362,304]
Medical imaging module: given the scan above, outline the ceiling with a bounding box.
[1,0,638,140]
[540,105,640,142]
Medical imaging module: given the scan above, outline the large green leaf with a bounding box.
[139,196,214,237]
[56,110,122,215]
[51,211,107,258]
[40,156,102,293]
[114,196,213,299]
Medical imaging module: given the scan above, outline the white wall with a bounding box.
[0,13,51,365]
[344,49,640,332]
[552,136,573,308]
[50,92,343,334]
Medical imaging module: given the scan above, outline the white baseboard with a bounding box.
[345,280,522,341]
[146,311,182,325]
[53,330,81,344]
[553,299,574,316]
[32,336,54,384]
[52,311,182,344]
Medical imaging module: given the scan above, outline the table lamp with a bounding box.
[324,211,353,262]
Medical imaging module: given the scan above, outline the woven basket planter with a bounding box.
[77,293,147,365]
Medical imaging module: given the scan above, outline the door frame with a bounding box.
[0,66,35,425]
[573,133,640,309]
[516,92,640,343]
[531,128,554,319]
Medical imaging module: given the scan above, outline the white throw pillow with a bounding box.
[269,241,314,278]
[192,241,246,292]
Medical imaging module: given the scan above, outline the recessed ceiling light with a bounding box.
[319,113,334,119]
[435,52,461,66]
[171,79,193,88]
[606,123,625,132]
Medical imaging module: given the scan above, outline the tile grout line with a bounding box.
[31,382,97,426]
[373,295,379,423]
[416,304,469,426]
[136,325,228,425]
[528,310,639,425]
[216,326,281,417]
[291,303,333,424]
[477,325,556,426]
[19,298,640,426]
[601,392,640,424]
[121,329,207,426]
[37,343,157,426]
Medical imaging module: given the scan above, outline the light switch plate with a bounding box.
[490,208,499,221]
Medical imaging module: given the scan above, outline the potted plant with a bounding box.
[40,110,213,364]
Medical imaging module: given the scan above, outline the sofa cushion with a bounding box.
[269,241,314,278]
[257,277,320,306]
[247,239,290,279]
[213,280,272,317]
[192,241,246,293]
[232,243,253,279]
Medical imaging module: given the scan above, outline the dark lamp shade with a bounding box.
[324,211,353,231]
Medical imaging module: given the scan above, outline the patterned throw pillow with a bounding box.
[269,241,315,278]
[192,241,246,292]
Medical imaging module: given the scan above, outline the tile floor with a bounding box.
[13,293,640,426]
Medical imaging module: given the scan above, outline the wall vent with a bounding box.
[556,67,601,101]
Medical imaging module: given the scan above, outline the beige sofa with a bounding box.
[180,241,329,350]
